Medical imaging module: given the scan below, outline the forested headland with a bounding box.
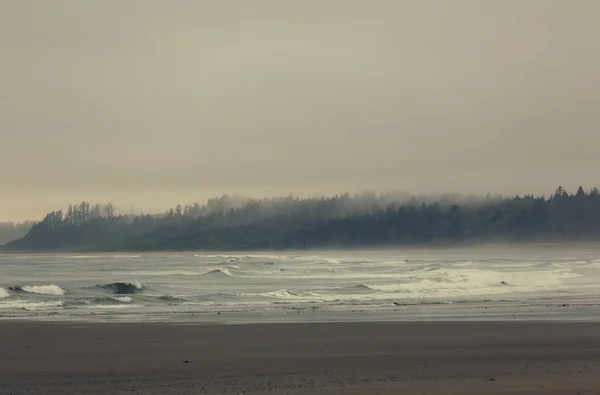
[4,186,600,252]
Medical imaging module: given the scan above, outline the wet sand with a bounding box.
[2,321,600,394]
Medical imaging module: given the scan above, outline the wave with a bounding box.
[158,295,187,302]
[65,296,134,306]
[197,254,293,261]
[451,261,474,267]
[88,303,139,309]
[339,284,378,293]
[0,287,9,299]
[123,270,200,276]
[65,255,141,260]
[312,257,377,265]
[0,300,64,311]
[575,259,600,268]
[9,285,65,296]
[258,289,317,299]
[111,296,133,303]
[112,255,142,258]
[391,263,445,273]
[96,282,143,294]
[67,255,100,259]
[200,268,234,277]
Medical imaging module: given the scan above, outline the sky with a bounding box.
[1,1,599,221]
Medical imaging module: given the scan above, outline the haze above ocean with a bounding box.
[2,245,600,323]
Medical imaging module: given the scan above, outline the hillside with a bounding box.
[5,186,600,251]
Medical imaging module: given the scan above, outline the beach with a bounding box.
[2,320,600,394]
[3,250,600,394]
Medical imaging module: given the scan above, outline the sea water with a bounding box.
[1,245,600,322]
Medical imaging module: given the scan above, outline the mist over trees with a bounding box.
[5,187,600,252]
[0,221,35,245]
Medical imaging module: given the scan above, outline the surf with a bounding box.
[9,285,65,296]
[96,282,144,294]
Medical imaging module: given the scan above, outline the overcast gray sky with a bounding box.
[1,1,599,221]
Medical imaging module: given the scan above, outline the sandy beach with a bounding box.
[2,320,600,394]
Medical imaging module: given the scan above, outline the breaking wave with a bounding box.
[9,285,65,296]
[1,251,596,321]
[65,296,134,306]
[97,282,144,294]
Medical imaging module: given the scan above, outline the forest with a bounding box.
[0,221,34,246]
[4,186,600,252]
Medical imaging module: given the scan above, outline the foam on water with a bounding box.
[0,300,64,311]
[259,289,318,299]
[68,255,101,259]
[112,296,133,303]
[124,270,200,276]
[159,295,186,302]
[198,254,294,260]
[11,285,66,296]
[65,255,142,260]
[1,249,600,321]
[88,303,140,309]
[112,255,142,258]
[371,267,580,297]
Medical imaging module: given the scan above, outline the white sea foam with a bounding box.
[66,255,141,259]
[371,267,581,298]
[259,289,316,299]
[112,255,142,258]
[124,270,200,276]
[68,255,101,259]
[0,287,9,299]
[0,300,64,311]
[112,296,133,303]
[2,249,600,321]
[198,254,294,260]
[88,304,140,309]
[20,285,65,295]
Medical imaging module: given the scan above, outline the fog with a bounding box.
[1,1,599,221]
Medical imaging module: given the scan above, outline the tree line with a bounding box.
[0,221,35,246]
[5,186,600,251]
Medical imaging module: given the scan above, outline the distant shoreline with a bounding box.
[8,187,600,253]
[4,239,600,255]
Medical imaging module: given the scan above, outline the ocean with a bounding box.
[1,245,600,322]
